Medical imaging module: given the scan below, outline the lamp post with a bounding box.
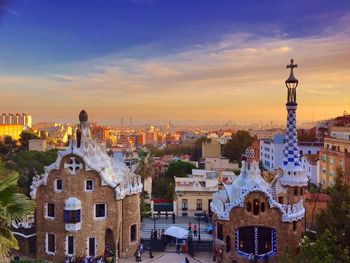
[195,212,204,242]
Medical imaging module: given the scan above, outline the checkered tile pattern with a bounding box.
[283,106,300,167]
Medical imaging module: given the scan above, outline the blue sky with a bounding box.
[0,0,350,124]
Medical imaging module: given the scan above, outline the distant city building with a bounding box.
[0,124,23,140]
[249,128,284,140]
[174,169,218,217]
[319,126,350,188]
[1,113,32,128]
[29,139,48,152]
[260,134,322,171]
[203,157,238,171]
[202,140,222,158]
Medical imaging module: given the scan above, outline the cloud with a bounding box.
[1,13,350,124]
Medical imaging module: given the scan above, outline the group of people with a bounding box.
[150,228,166,240]
[64,255,110,263]
[134,242,145,262]
[64,246,115,263]
[187,222,198,237]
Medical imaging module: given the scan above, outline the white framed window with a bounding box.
[94,203,106,219]
[85,179,94,192]
[66,236,74,256]
[86,236,96,257]
[45,203,55,219]
[130,224,137,243]
[45,233,56,255]
[55,179,63,192]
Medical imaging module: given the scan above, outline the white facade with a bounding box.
[260,135,321,171]
[301,154,319,186]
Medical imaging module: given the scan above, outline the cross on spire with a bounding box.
[287,58,297,73]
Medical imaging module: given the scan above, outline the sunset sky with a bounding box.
[0,0,349,125]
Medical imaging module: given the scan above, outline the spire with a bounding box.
[280,59,308,187]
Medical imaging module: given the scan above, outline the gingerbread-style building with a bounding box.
[211,59,308,262]
[29,110,143,262]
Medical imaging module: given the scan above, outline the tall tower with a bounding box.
[280,59,308,187]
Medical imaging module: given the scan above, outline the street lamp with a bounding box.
[195,212,204,242]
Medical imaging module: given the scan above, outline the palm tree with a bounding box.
[0,161,35,258]
[135,150,154,197]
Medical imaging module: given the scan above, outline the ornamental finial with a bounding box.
[285,58,298,85]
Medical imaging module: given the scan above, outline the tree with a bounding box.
[166,160,195,178]
[0,136,17,156]
[223,130,253,162]
[316,167,350,252]
[6,149,58,195]
[135,150,154,181]
[19,131,39,151]
[0,161,35,258]
[281,230,349,263]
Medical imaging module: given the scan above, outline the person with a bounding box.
[248,253,254,263]
[135,249,141,262]
[176,242,181,254]
[139,242,144,253]
[165,211,168,220]
[193,224,197,237]
[185,257,190,263]
[188,222,192,232]
[172,213,175,224]
[151,229,154,240]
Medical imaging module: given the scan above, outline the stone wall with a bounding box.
[35,154,139,262]
[121,193,141,258]
[213,192,304,263]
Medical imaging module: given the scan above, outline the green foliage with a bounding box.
[300,229,349,263]
[0,161,35,258]
[152,175,174,201]
[223,130,253,162]
[282,230,349,263]
[140,191,152,220]
[6,150,58,195]
[135,150,154,181]
[0,136,17,155]
[19,131,39,151]
[166,160,195,178]
[315,167,350,252]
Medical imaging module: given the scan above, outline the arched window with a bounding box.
[253,199,259,215]
[294,187,298,196]
[247,202,252,212]
[260,202,265,213]
[76,129,81,148]
[226,235,231,253]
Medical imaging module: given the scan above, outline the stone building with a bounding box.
[211,59,308,262]
[29,110,143,262]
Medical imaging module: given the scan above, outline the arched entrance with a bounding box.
[105,228,116,259]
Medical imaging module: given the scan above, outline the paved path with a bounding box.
[141,217,213,241]
[119,252,213,263]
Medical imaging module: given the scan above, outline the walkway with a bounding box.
[141,216,213,241]
[120,252,213,263]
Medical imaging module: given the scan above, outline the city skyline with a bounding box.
[0,1,350,124]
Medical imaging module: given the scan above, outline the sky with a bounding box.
[0,0,350,125]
